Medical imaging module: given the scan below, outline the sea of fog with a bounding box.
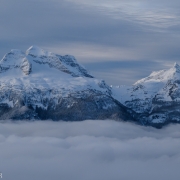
[0,120,180,180]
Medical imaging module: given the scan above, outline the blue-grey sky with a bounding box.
[1,0,180,85]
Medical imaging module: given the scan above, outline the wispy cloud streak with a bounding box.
[66,0,180,30]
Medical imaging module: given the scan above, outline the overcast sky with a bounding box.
[1,0,180,84]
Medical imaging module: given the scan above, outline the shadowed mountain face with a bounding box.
[0,46,132,122]
[113,63,180,128]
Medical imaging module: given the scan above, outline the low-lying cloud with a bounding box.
[0,120,180,180]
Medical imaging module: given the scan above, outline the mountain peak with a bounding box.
[134,62,180,86]
[172,62,180,72]
[26,45,50,57]
[0,46,93,78]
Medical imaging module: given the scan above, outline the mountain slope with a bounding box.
[0,46,132,121]
[112,63,180,127]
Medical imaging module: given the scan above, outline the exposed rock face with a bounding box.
[112,63,180,127]
[0,46,132,121]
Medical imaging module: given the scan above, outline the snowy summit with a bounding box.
[0,46,131,121]
[112,62,180,127]
[0,45,93,77]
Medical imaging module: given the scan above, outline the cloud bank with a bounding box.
[0,120,180,180]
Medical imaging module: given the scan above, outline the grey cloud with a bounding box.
[1,120,180,180]
[66,0,180,29]
[0,0,180,85]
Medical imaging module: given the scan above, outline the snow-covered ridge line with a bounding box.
[0,45,93,78]
[112,62,180,127]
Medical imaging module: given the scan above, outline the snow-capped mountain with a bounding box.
[0,46,131,121]
[2,45,179,127]
[112,63,180,127]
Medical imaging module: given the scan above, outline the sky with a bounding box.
[1,120,180,180]
[1,0,180,85]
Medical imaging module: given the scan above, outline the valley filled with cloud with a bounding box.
[0,120,180,180]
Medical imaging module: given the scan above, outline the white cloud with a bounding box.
[44,43,143,63]
[0,120,180,180]
[66,0,180,30]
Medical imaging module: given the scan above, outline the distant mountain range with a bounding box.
[0,46,179,127]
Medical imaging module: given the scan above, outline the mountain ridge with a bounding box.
[0,46,132,122]
[1,46,180,127]
[112,62,180,127]
[0,46,93,78]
